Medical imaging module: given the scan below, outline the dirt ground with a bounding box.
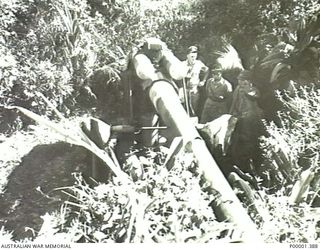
[0,142,90,240]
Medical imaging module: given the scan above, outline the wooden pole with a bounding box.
[182,78,190,116]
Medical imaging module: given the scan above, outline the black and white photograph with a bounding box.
[0,0,320,248]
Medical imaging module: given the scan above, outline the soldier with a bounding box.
[180,46,209,117]
[229,70,263,120]
[132,38,185,90]
[229,70,264,174]
[200,67,233,123]
[121,37,185,148]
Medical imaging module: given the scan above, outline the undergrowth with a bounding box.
[253,85,320,242]
[260,86,320,200]
[251,188,320,242]
[30,149,237,243]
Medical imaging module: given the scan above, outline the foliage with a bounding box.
[2,102,320,243]
[260,86,320,184]
[276,86,320,160]
[0,0,199,134]
[182,0,320,68]
[31,151,236,243]
[270,15,320,84]
[229,84,320,243]
[251,188,320,243]
[256,84,320,234]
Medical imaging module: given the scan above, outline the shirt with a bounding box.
[182,60,208,89]
[206,77,233,101]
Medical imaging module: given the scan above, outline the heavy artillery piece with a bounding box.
[144,78,262,242]
[83,38,263,242]
[80,76,262,242]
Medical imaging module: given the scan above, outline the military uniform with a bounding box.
[200,77,233,123]
[180,46,209,117]
[229,71,264,173]
[121,38,185,147]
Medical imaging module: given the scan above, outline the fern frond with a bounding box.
[216,44,244,71]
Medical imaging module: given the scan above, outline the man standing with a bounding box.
[229,70,264,174]
[181,46,209,117]
[200,68,233,123]
[122,37,186,147]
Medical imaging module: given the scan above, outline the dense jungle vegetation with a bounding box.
[0,0,320,243]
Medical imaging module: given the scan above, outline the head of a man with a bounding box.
[148,49,163,64]
[237,70,252,88]
[213,72,222,81]
[212,66,222,81]
[143,37,165,64]
[187,46,198,64]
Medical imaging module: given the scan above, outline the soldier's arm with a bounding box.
[132,54,158,81]
[162,49,187,80]
[199,62,209,85]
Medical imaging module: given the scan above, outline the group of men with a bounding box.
[124,38,236,124]
[121,37,264,170]
[80,37,266,183]
[178,44,264,173]
[130,38,264,129]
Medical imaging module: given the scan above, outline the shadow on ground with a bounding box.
[0,142,90,240]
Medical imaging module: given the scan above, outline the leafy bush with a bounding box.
[0,0,201,134]
[250,85,320,242]
[260,86,320,185]
[37,149,236,243]
[250,188,320,243]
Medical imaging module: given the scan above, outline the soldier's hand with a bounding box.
[199,81,205,87]
[178,88,185,103]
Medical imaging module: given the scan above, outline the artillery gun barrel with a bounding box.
[147,80,262,242]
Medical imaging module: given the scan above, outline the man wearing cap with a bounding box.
[229,70,262,118]
[181,46,209,117]
[200,67,233,123]
[122,37,186,147]
[229,70,264,174]
[133,37,185,90]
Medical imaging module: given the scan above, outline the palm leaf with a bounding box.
[216,44,244,70]
[270,63,290,83]
[260,51,285,64]
[9,106,79,144]
[36,92,65,121]
[259,58,284,69]
[55,3,72,34]
[9,106,130,182]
